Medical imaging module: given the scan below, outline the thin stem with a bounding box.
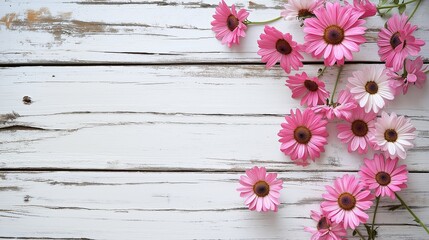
[407,0,422,22]
[354,228,366,240]
[376,0,418,9]
[330,65,343,104]
[245,16,282,25]
[395,193,429,234]
[318,66,327,77]
[371,197,380,240]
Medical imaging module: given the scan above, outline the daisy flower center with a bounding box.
[317,217,330,230]
[298,9,312,18]
[323,25,345,45]
[375,171,392,186]
[365,81,379,94]
[226,14,239,31]
[390,32,403,49]
[351,120,368,137]
[294,126,312,144]
[384,129,398,142]
[253,181,270,197]
[304,80,319,92]
[275,39,293,55]
[337,192,356,211]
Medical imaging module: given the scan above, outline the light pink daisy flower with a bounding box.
[304,208,347,240]
[237,166,283,212]
[337,107,376,154]
[388,56,428,95]
[278,108,328,166]
[211,0,249,48]
[378,14,425,71]
[347,65,394,113]
[313,90,357,121]
[257,26,304,73]
[281,0,325,20]
[371,111,416,160]
[321,174,374,229]
[285,72,330,107]
[359,154,408,200]
[304,2,366,66]
[348,0,377,19]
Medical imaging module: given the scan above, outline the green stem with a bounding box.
[245,16,282,25]
[371,197,380,240]
[395,193,429,234]
[318,66,327,77]
[424,69,429,74]
[354,228,366,240]
[407,0,422,22]
[376,0,418,10]
[330,66,343,104]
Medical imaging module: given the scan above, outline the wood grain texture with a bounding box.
[0,171,428,239]
[0,0,428,64]
[0,65,428,171]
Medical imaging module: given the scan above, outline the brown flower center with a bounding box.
[253,181,270,197]
[384,129,398,142]
[304,80,319,92]
[294,126,312,144]
[390,32,403,49]
[323,25,345,45]
[317,217,330,230]
[338,192,356,211]
[276,39,292,55]
[226,14,239,31]
[375,171,391,186]
[351,120,369,137]
[365,81,378,94]
[298,9,312,18]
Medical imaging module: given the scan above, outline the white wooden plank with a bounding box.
[0,65,428,171]
[0,0,427,64]
[0,171,428,239]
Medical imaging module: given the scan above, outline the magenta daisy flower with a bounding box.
[359,154,408,200]
[237,166,283,212]
[337,107,376,154]
[347,65,394,113]
[371,112,416,160]
[278,108,328,166]
[281,0,325,20]
[321,174,374,229]
[304,208,347,240]
[211,0,249,48]
[285,72,330,107]
[303,2,366,66]
[257,26,304,73]
[349,0,377,19]
[313,90,357,121]
[389,56,428,95]
[378,14,425,71]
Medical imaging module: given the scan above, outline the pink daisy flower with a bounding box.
[378,14,425,71]
[257,26,304,73]
[281,0,325,20]
[237,166,283,212]
[321,174,374,229]
[313,90,357,121]
[304,2,366,66]
[285,72,330,107]
[337,107,376,154]
[388,56,428,95]
[359,154,408,200]
[349,0,377,19]
[304,208,347,240]
[371,112,416,160]
[347,65,394,113]
[211,0,249,47]
[278,108,328,166]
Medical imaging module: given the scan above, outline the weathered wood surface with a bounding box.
[0,0,428,64]
[0,171,428,239]
[1,65,428,171]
